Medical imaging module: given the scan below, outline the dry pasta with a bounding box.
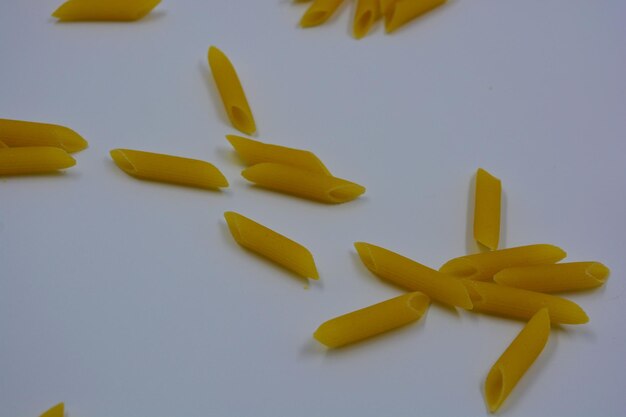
[354,242,473,309]
[242,162,365,204]
[314,292,430,348]
[0,118,88,153]
[224,211,319,279]
[439,244,567,281]
[300,0,345,28]
[0,147,75,176]
[385,0,446,33]
[484,308,550,413]
[110,149,228,190]
[39,403,64,417]
[52,0,160,21]
[208,46,256,136]
[494,262,610,293]
[474,168,501,250]
[380,0,397,16]
[462,279,588,324]
[353,0,381,39]
[226,135,331,175]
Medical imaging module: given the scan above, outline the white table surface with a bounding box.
[1,1,625,416]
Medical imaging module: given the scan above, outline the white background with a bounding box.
[1,1,625,416]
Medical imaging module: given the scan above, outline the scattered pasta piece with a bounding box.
[385,0,446,33]
[226,135,331,175]
[314,292,430,348]
[208,46,256,135]
[39,403,64,417]
[224,211,319,279]
[353,0,381,39]
[474,168,501,250]
[494,262,610,293]
[52,0,160,21]
[380,0,397,16]
[242,163,365,204]
[462,279,588,324]
[110,149,228,190]
[439,244,567,281]
[300,0,345,28]
[0,147,75,176]
[354,242,473,309]
[484,308,550,413]
[0,118,88,153]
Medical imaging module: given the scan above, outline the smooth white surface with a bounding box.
[1,1,625,416]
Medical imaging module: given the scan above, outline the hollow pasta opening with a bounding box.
[463,282,484,305]
[440,258,478,279]
[327,184,365,203]
[302,11,328,26]
[354,243,378,273]
[230,106,254,134]
[355,11,372,36]
[586,262,610,283]
[110,150,137,174]
[407,293,429,315]
[485,365,505,412]
[224,212,244,244]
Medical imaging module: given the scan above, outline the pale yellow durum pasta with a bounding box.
[380,0,397,16]
[354,242,473,309]
[208,46,256,136]
[385,0,446,33]
[110,149,228,190]
[484,308,550,413]
[314,292,430,348]
[462,279,588,324]
[226,135,331,175]
[39,403,64,417]
[353,0,381,39]
[242,163,365,204]
[224,211,319,279]
[0,147,75,175]
[300,0,345,27]
[494,262,610,293]
[439,244,567,281]
[52,0,160,21]
[474,168,501,250]
[0,118,88,153]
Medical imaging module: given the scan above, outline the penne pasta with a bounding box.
[353,0,381,39]
[462,279,588,324]
[208,46,256,136]
[494,262,610,293]
[224,212,319,279]
[385,0,446,33]
[0,118,88,153]
[110,149,228,190]
[226,135,331,175]
[314,292,430,348]
[242,163,365,204]
[439,244,567,281]
[300,0,345,28]
[0,147,75,175]
[484,308,550,413]
[354,242,473,309]
[380,0,397,16]
[52,0,160,21]
[39,403,64,417]
[474,168,501,250]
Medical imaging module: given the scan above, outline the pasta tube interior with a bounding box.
[494,262,610,293]
[39,403,64,417]
[474,168,501,250]
[0,147,76,176]
[353,0,381,39]
[300,0,345,28]
[0,118,88,153]
[52,0,161,21]
[385,0,447,33]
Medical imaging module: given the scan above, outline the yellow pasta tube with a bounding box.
[385,0,446,33]
[0,118,88,153]
[474,168,501,250]
[242,163,365,204]
[314,292,430,348]
[462,280,588,324]
[354,242,473,309]
[226,135,331,175]
[300,0,345,28]
[39,403,64,417]
[494,262,610,293]
[110,149,228,190]
[439,244,567,281]
[52,0,160,21]
[353,0,381,39]
[484,308,550,413]
[224,211,319,279]
[380,0,397,15]
[0,147,75,175]
[208,46,256,136]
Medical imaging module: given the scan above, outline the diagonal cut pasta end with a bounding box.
[224,211,246,247]
[110,149,137,175]
[327,183,366,203]
[39,402,64,417]
[440,258,479,280]
[485,364,506,413]
[229,105,256,136]
[354,242,378,274]
[586,262,610,285]
[300,10,330,27]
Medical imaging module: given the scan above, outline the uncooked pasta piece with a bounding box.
[0,147,75,175]
[484,308,550,412]
[242,163,365,204]
[226,135,331,175]
[353,0,380,39]
[474,168,501,250]
[208,46,256,135]
[494,262,610,293]
[52,0,160,21]
[462,280,588,324]
[354,242,473,309]
[224,211,318,279]
[110,149,228,190]
[380,0,397,15]
[439,244,567,281]
[300,0,345,27]
[385,0,446,33]
[314,292,430,348]
[39,403,64,417]
[0,118,87,152]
